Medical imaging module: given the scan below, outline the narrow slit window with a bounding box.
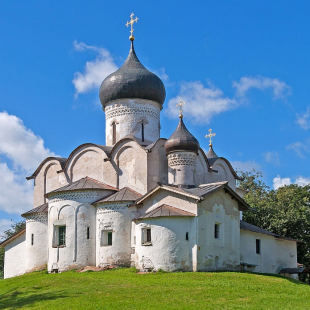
[108,232,112,246]
[31,234,34,246]
[59,226,66,246]
[186,232,189,241]
[87,227,90,240]
[112,122,116,145]
[141,123,145,142]
[214,224,220,239]
[256,239,261,254]
[146,228,151,242]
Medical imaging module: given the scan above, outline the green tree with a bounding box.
[238,170,310,268]
[0,220,25,279]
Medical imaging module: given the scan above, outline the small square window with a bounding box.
[142,228,152,245]
[214,224,220,239]
[101,230,113,246]
[256,239,261,254]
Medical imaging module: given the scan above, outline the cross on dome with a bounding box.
[176,99,186,118]
[205,129,216,147]
[126,13,139,41]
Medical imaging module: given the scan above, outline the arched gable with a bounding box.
[146,139,168,190]
[210,158,236,190]
[110,139,148,194]
[31,158,67,208]
[64,143,112,183]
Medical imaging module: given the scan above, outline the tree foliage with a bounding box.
[238,170,310,268]
[0,220,25,279]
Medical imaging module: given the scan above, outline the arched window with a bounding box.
[141,123,145,142]
[112,122,116,144]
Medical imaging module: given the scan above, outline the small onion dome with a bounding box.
[99,41,166,109]
[165,117,200,155]
[206,145,218,159]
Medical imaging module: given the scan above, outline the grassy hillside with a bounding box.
[0,268,309,309]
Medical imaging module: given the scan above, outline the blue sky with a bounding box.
[0,1,310,234]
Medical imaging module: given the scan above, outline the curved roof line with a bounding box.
[198,147,212,170]
[209,156,241,180]
[108,136,150,159]
[144,138,167,152]
[26,157,67,180]
[61,143,113,172]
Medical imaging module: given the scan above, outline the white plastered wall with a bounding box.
[33,159,68,207]
[134,217,196,271]
[47,189,113,272]
[25,214,48,273]
[137,189,198,216]
[147,139,168,190]
[167,152,197,187]
[4,233,26,279]
[240,230,298,278]
[96,203,136,267]
[111,140,148,194]
[65,145,116,187]
[208,158,236,190]
[196,190,240,271]
[104,99,161,146]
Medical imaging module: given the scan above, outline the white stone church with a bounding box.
[1,28,299,279]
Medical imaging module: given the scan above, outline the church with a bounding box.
[0,15,299,279]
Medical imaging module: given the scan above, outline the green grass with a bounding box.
[0,268,309,309]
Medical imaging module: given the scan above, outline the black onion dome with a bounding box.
[165,117,200,154]
[99,41,166,108]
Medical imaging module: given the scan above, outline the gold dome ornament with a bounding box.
[176,99,186,118]
[126,13,139,41]
[205,129,216,147]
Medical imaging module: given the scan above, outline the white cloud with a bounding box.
[296,106,310,130]
[231,160,261,172]
[0,111,56,173]
[165,81,237,124]
[0,163,33,214]
[262,151,280,165]
[0,111,55,214]
[233,76,291,99]
[273,175,310,189]
[295,176,310,186]
[72,41,118,97]
[286,141,309,158]
[273,175,291,189]
[0,219,13,239]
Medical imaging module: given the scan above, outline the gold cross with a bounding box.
[205,129,216,147]
[126,13,139,41]
[176,99,186,118]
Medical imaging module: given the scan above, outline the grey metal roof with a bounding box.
[279,268,310,274]
[99,41,166,108]
[240,221,302,242]
[0,228,26,248]
[136,182,250,211]
[135,204,195,220]
[46,177,118,196]
[93,187,142,204]
[165,117,199,155]
[183,181,228,197]
[21,203,48,217]
[206,145,218,159]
